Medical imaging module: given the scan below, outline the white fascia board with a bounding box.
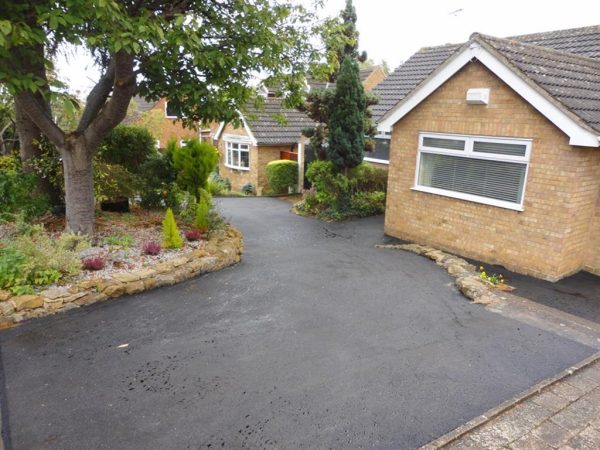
[240,114,258,146]
[379,43,600,148]
[214,122,225,140]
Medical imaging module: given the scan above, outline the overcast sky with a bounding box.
[56,0,600,97]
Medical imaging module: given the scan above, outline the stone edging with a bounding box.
[0,225,244,329]
[376,243,502,304]
[418,351,600,449]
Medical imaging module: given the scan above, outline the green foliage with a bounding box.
[97,125,157,173]
[0,155,18,171]
[171,139,219,202]
[94,162,140,202]
[328,56,365,171]
[102,234,134,249]
[266,160,298,194]
[479,266,505,285]
[137,150,180,209]
[242,182,255,195]
[162,208,183,249]
[300,160,387,220]
[0,226,88,294]
[0,169,49,221]
[194,196,210,233]
[207,172,231,195]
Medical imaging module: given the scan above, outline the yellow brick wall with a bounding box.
[586,196,600,275]
[256,145,296,195]
[216,124,256,192]
[385,61,600,281]
[150,99,198,146]
[363,66,387,92]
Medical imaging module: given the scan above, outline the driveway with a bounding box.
[0,198,594,449]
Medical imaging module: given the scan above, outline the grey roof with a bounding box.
[371,25,600,122]
[131,96,157,113]
[477,34,600,133]
[243,97,313,145]
[359,66,378,82]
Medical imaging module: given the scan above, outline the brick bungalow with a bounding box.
[213,97,313,195]
[376,26,600,281]
[128,97,201,148]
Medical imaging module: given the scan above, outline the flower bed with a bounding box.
[0,210,243,328]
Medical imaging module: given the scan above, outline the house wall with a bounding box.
[145,99,197,147]
[216,124,257,192]
[256,145,296,195]
[385,61,600,281]
[363,66,387,92]
[586,196,600,275]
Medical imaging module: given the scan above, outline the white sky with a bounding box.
[56,0,600,97]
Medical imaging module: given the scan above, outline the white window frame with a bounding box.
[413,132,532,211]
[224,138,251,171]
[164,101,178,119]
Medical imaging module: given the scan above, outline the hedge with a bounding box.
[266,160,298,194]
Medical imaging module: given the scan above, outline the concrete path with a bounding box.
[0,198,595,449]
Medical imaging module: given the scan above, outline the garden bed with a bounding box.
[0,208,244,328]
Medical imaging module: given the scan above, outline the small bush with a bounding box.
[184,229,203,241]
[162,207,183,249]
[241,182,255,195]
[142,241,161,255]
[0,171,49,221]
[349,191,386,217]
[266,160,298,194]
[94,162,141,202]
[0,227,87,293]
[171,139,219,201]
[194,195,210,233]
[208,172,231,195]
[102,234,134,249]
[137,152,180,209]
[97,125,157,173]
[82,256,106,271]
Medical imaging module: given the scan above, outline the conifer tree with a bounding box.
[194,196,210,233]
[327,56,366,171]
[162,208,183,249]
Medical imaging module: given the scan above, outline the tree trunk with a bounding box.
[62,137,95,234]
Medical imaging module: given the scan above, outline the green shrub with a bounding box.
[194,196,210,233]
[0,170,49,221]
[301,160,386,221]
[0,227,88,294]
[241,182,255,195]
[266,160,299,194]
[349,191,386,217]
[0,155,19,172]
[97,125,157,173]
[171,139,219,201]
[94,162,141,202]
[162,207,183,249]
[207,172,231,195]
[137,149,180,209]
[102,234,135,249]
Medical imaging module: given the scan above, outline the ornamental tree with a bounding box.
[0,0,320,234]
[327,56,365,171]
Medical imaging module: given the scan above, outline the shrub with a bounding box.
[137,151,180,209]
[97,125,157,173]
[94,162,141,202]
[350,163,388,193]
[102,234,135,249]
[162,207,183,249]
[142,241,161,255]
[241,182,255,195]
[0,227,88,293]
[208,171,231,194]
[194,195,210,233]
[349,191,386,217]
[266,160,298,194]
[0,171,49,221]
[82,256,106,271]
[184,229,202,241]
[171,139,219,201]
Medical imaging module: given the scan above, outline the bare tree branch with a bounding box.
[15,92,65,148]
[76,60,116,133]
[84,50,136,150]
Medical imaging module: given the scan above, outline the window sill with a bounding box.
[364,157,389,165]
[225,164,250,171]
[410,186,524,211]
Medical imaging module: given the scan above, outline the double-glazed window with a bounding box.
[225,141,250,170]
[414,133,531,210]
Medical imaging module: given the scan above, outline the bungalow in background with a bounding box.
[376,26,600,281]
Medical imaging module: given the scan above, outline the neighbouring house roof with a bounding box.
[371,25,600,122]
[378,33,600,147]
[359,66,379,82]
[216,97,313,146]
[131,96,158,113]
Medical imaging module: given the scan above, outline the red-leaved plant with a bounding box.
[82,256,106,271]
[142,241,161,255]
[184,229,203,241]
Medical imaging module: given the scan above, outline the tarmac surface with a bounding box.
[0,198,594,449]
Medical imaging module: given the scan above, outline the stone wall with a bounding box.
[0,226,244,329]
[385,61,600,281]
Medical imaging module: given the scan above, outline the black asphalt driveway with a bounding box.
[0,198,595,449]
